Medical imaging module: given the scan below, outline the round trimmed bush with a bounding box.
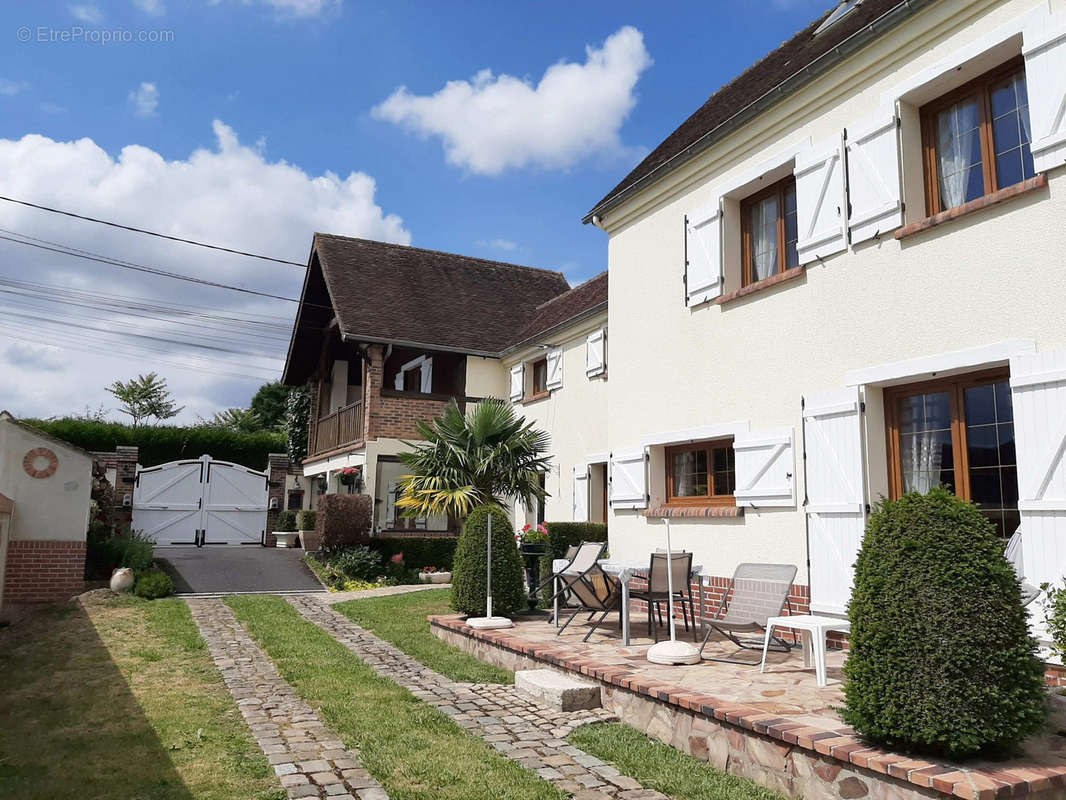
[842,488,1046,758]
[134,569,175,599]
[451,505,525,617]
[275,510,297,531]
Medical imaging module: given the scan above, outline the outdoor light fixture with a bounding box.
[122,493,132,507]
[269,497,279,510]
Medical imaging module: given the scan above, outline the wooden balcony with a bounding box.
[311,400,363,456]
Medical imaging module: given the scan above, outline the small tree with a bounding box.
[250,381,292,431]
[843,488,1046,758]
[201,408,262,433]
[106,372,183,426]
[452,506,525,617]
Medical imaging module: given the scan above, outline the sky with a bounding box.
[0,0,832,425]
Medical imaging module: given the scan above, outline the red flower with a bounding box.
[521,524,532,532]
[390,553,404,565]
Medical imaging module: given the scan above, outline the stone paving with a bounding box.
[286,594,672,800]
[186,597,390,800]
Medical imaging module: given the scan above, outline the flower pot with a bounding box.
[419,571,451,584]
[300,530,321,552]
[519,542,548,556]
[274,532,299,548]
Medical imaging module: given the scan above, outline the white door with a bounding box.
[133,455,268,546]
[803,388,867,615]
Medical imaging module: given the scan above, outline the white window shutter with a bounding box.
[546,348,563,390]
[685,200,722,307]
[609,448,647,509]
[795,138,847,264]
[1024,23,1066,173]
[1010,350,1066,592]
[733,429,795,508]
[420,357,433,393]
[509,364,524,401]
[393,370,403,390]
[803,387,867,615]
[846,112,904,243]
[573,466,590,522]
[385,481,397,528]
[586,329,606,377]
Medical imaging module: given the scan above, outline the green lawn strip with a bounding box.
[226,594,561,800]
[570,723,783,800]
[333,588,514,684]
[0,595,282,800]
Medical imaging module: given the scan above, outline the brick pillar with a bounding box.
[266,453,290,546]
[363,344,385,443]
[113,446,138,533]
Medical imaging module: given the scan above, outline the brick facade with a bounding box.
[3,540,85,604]
[112,446,138,532]
[265,452,291,546]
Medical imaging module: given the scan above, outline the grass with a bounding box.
[334,587,513,684]
[571,723,783,800]
[0,594,282,800]
[227,594,561,800]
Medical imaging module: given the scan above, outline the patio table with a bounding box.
[553,558,704,646]
[760,614,851,687]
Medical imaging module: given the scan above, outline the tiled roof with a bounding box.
[507,271,607,351]
[585,0,929,221]
[313,234,572,355]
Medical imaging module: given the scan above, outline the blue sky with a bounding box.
[0,0,830,421]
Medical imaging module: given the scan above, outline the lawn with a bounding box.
[0,594,282,800]
[571,723,782,800]
[227,594,561,800]
[333,587,513,684]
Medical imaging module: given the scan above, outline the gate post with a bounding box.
[266,453,290,547]
[114,446,139,534]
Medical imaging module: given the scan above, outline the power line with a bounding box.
[0,194,307,267]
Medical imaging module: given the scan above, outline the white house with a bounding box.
[581,0,1066,620]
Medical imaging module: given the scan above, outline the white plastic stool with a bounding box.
[760,614,851,687]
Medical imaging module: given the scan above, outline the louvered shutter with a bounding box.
[846,112,904,243]
[733,429,796,508]
[1024,23,1066,173]
[1010,350,1066,592]
[803,388,866,615]
[546,348,563,390]
[684,200,722,307]
[509,364,524,401]
[573,466,590,522]
[795,138,847,263]
[609,448,647,509]
[586,329,606,377]
[420,357,433,393]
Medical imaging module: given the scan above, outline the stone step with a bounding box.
[515,669,601,712]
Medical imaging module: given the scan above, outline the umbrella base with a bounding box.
[467,616,514,629]
[647,639,701,665]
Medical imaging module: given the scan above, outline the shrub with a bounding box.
[317,494,373,553]
[452,506,525,617]
[371,536,458,571]
[134,569,175,599]
[331,546,382,582]
[842,488,1046,758]
[86,529,155,579]
[1041,582,1066,660]
[275,510,297,532]
[536,522,609,594]
[297,509,317,531]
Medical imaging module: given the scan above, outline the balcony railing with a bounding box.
[312,400,363,455]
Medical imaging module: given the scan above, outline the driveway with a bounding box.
[155,546,324,594]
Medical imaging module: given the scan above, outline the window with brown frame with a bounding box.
[920,58,1035,216]
[885,369,1019,539]
[740,176,798,287]
[665,439,736,506]
[530,357,548,398]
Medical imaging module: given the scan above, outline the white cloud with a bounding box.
[69,4,103,23]
[477,238,518,252]
[0,120,409,425]
[372,26,652,175]
[133,0,166,15]
[4,343,64,372]
[209,0,342,18]
[128,82,160,117]
[0,80,28,97]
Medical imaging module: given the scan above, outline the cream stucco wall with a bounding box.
[599,0,1066,582]
[466,356,509,399]
[0,417,93,543]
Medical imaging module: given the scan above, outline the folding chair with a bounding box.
[698,563,798,663]
[555,561,623,642]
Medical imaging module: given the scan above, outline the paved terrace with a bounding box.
[431,611,1066,800]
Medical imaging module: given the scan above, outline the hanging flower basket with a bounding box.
[338,466,363,490]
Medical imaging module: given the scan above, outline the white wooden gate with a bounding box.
[133,454,268,546]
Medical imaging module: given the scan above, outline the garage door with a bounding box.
[133,455,268,546]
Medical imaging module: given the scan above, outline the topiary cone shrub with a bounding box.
[451,505,525,617]
[842,488,1046,759]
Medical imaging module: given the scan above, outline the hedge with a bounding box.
[842,488,1046,758]
[371,536,458,571]
[543,522,608,559]
[452,506,525,617]
[23,418,286,469]
[316,494,373,553]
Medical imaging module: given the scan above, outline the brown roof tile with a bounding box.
[507,271,607,351]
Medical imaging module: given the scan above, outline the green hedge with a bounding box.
[452,506,525,617]
[371,537,458,571]
[23,418,286,469]
[843,488,1046,758]
[543,522,608,559]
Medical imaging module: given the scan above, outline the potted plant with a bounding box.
[338,466,364,492]
[516,524,549,609]
[273,510,299,548]
[297,509,319,552]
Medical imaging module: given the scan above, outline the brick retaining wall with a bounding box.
[3,539,86,603]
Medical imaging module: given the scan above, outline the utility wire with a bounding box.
[0,194,307,267]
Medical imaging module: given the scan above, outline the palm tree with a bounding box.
[396,398,551,520]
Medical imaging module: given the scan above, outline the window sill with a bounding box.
[643,504,743,519]
[895,174,1048,241]
[522,390,551,405]
[715,265,805,306]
